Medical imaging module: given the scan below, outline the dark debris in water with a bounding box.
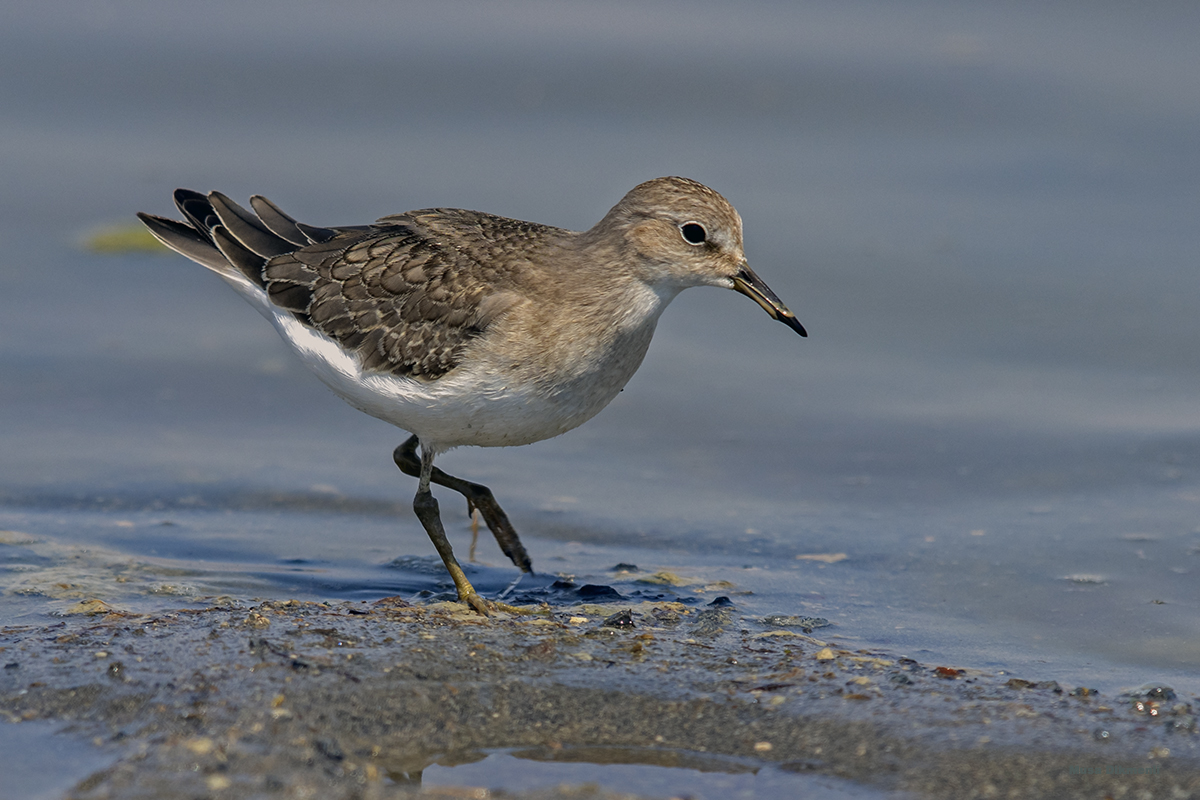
[505,577,703,608]
[578,584,623,600]
[601,609,636,629]
[507,579,628,605]
[1124,683,1178,703]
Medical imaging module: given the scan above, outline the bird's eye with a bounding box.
[680,222,706,245]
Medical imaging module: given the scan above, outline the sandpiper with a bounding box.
[139,177,806,614]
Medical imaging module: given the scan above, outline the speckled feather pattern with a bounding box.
[264,210,560,380]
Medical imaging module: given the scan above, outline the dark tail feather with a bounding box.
[250,195,309,246]
[296,221,340,244]
[173,189,216,237]
[136,212,228,272]
[209,192,297,258]
[211,225,268,286]
[141,189,339,287]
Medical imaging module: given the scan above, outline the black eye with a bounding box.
[680,222,706,245]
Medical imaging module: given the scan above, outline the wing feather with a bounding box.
[141,192,548,380]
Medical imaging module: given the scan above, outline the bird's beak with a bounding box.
[731,264,807,337]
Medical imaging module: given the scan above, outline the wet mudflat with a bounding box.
[3,3,1200,798]
[2,597,1196,799]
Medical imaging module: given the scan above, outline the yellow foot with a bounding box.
[461,592,535,616]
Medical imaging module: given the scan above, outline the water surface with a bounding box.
[2,0,1197,706]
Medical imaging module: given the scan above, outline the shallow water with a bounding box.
[0,721,117,800]
[1,0,1197,748]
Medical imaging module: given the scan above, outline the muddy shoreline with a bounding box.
[2,597,1197,799]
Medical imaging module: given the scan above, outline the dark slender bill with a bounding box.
[731,265,807,337]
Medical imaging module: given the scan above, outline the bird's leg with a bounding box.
[411,444,486,613]
[394,435,532,573]
[468,502,480,563]
[405,438,530,616]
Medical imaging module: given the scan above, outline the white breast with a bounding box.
[230,273,675,453]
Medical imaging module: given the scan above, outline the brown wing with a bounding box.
[264,214,530,379]
[141,192,549,381]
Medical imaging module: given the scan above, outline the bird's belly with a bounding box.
[353,367,615,450]
[271,312,626,451]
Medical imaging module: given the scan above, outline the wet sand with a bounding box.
[2,597,1196,799]
[2,3,1199,798]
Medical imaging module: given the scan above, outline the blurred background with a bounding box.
[1,0,1197,692]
